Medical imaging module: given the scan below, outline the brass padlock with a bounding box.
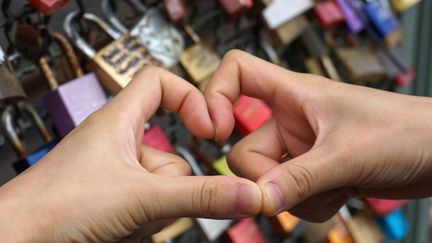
[64,11,160,94]
[180,25,220,86]
[0,46,26,105]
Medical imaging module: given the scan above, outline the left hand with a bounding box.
[0,66,262,242]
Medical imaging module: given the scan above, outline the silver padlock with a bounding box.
[175,146,233,241]
[101,0,185,68]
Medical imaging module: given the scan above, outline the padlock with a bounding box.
[304,57,325,75]
[40,33,107,138]
[335,0,366,33]
[28,0,70,15]
[268,15,309,47]
[1,101,54,172]
[302,219,335,243]
[364,198,408,215]
[313,1,346,28]
[175,146,232,241]
[221,218,267,243]
[363,0,400,38]
[15,19,43,61]
[301,27,341,81]
[101,1,185,68]
[335,46,387,83]
[0,46,26,104]
[218,0,253,20]
[268,211,304,237]
[151,218,194,243]
[143,123,175,154]
[345,213,384,243]
[326,208,354,243]
[179,25,221,85]
[262,0,313,30]
[64,11,160,94]
[163,0,189,23]
[233,95,272,136]
[213,155,236,176]
[390,0,422,12]
[376,208,408,241]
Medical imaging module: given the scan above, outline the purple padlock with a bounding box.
[336,0,365,33]
[40,33,107,137]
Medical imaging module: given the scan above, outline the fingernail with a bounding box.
[235,184,261,216]
[262,182,284,216]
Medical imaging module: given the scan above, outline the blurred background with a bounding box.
[0,0,431,242]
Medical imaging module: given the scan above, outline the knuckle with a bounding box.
[284,164,314,202]
[223,49,245,62]
[193,179,219,215]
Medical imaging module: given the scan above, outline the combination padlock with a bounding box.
[180,25,221,86]
[0,46,26,105]
[27,0,70,15]
[175,146,232,241]
[40,33,107,137]
[233,95,272,136]
[64,11,160,94]
[221,218,267,243]
[101,0,185,68]
[218,0,253,20]
[1,101,54,173]
[142,123,175,154]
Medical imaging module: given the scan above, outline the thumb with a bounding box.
[257,147,346,216]
[147,175,262,220]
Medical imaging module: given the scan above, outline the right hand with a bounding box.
[205,50,432,222]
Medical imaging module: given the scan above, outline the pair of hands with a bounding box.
[1,50,432,242]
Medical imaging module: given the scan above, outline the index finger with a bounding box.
[102,66,214,141]
[204,50,304,141]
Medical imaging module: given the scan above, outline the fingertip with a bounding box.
[259,182,285,216]
[235,179,262,217]
[180,92,215,139]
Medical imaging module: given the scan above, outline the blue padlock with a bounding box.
[363,0,399,37]
[1,101,57,174]
[376,208,408,241]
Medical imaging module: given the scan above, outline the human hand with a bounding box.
[205,50,432,222]
[0,67,262,242]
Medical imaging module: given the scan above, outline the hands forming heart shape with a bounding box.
[1,50,432,242]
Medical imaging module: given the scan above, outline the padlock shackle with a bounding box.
[174,145,204,176]
[101,0,129,34]
[18,101,52,143]
[64,11,122,58]
[1,105,26,158]
[38,32,84,90]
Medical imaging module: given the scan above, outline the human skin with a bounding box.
[205,50,432,222]
[0,67,262,242]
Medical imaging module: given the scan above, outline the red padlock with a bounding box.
[364,198,408,215]
[142,124,175,154]
[163,0,188,23]
[313,1,345,28]
[233,95,272,135]
[28,0,70,15]
[221,218,267,243]
[219,0,254,20]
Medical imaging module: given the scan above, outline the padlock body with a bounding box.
[196,218,232,241]
[270,15,308,47]
[222,218,267,243]
[28,0,69,15]
[13,140,58,174]
[365,198,408,215]
[233,95,272,135]
[43,73,107,137]
[376,208,408,241]
[164,0,188,22]
[142,124,175,154]
[0,63,26,103]
[90,34,159,94]
[335,0,365,33]
[180,43,220,84]
[313,1,345,27]
[219,0,253,20]
[213,155,235,176]
[130,9,185,68]
[390,0,421,12]
[363,0,399,37]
